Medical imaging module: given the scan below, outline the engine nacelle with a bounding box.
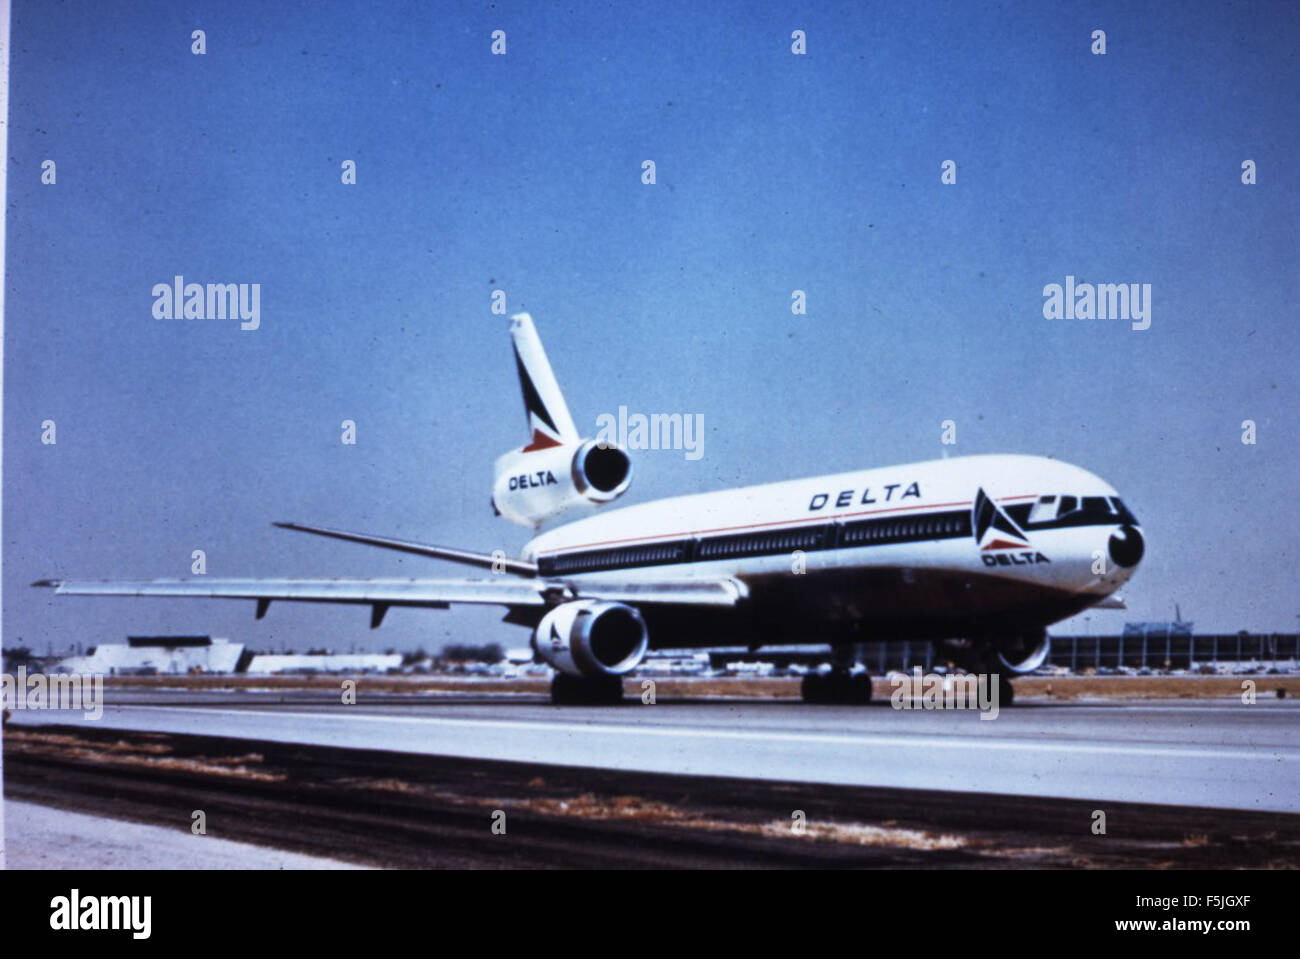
[532,600,649,677]
[492,439,632,528]
[994,630,1051,674]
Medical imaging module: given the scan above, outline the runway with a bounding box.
[8,717,1298,868]
[7,688,1299,813]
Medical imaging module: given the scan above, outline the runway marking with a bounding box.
[82,705,1300,764]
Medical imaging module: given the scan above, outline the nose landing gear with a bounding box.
[934,638,1023,707]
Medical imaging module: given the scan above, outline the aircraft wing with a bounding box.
[271,522,539,576]
[32,575,745,626]
[33,577,547,608]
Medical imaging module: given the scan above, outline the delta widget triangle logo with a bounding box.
[515,344,565,452]
[972,487,1032,551]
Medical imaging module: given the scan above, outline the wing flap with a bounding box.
[572,577,746,607]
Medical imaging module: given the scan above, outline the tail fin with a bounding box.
[510,313,579,452]
[493,313,633,527]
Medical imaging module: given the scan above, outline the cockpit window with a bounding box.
[1013,493,1139,528]
[1111,498,1139,525]
[1027,495,1057,524]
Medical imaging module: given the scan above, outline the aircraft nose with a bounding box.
[1108,525,1144,568]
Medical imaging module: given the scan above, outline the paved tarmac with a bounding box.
[7,688,1298,811]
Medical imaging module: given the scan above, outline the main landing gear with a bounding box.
[551,673,625,705]
[800,671,874,705]
[802,644,874,704]
[996,674,1015,707]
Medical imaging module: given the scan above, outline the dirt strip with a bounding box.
[6,724,1297,869]
[72,673,1300,700]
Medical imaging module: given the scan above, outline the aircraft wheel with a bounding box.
[801,672,871,705]
[599,675,626,704]
[551,673,624,705]
[997,675,1015,707]
[849,673,873,704]
[801,674,827,704]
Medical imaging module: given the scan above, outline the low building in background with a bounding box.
[639,651,712,675]
[56,636,245,675]
[243,653,403,674]
[50,637,404,675]
[38,629,1298,679]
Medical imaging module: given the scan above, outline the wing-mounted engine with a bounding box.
[938,629,1051,677]
[531,600,649,677]
[492,312,633,528]
[994,629,1051,674]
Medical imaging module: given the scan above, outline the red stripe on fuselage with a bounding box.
[534,494,1041,556]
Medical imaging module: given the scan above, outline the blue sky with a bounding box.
[6,0,1298,654]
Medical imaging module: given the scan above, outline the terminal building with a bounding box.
[243,652,402,674]
[56,636,247,675]
[708,627,1300,673]
[53,636,401,675]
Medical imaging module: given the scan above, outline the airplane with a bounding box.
[35,313,1144,705]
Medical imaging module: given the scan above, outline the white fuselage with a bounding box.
[523,454,1143,648]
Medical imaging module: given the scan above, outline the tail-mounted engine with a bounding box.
[493,440,632,528]
[531,600,649,677]
[492,312,634,528]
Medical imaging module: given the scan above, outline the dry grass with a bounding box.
[757,820,970,850]
[4,727,283,781]
[482,791,973,851]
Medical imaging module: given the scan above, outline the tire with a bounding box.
[552,673,624,705]
[802,672,872,705]
[849,673,873,704]
[997,675,1015,707]
[801,674,826,704]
